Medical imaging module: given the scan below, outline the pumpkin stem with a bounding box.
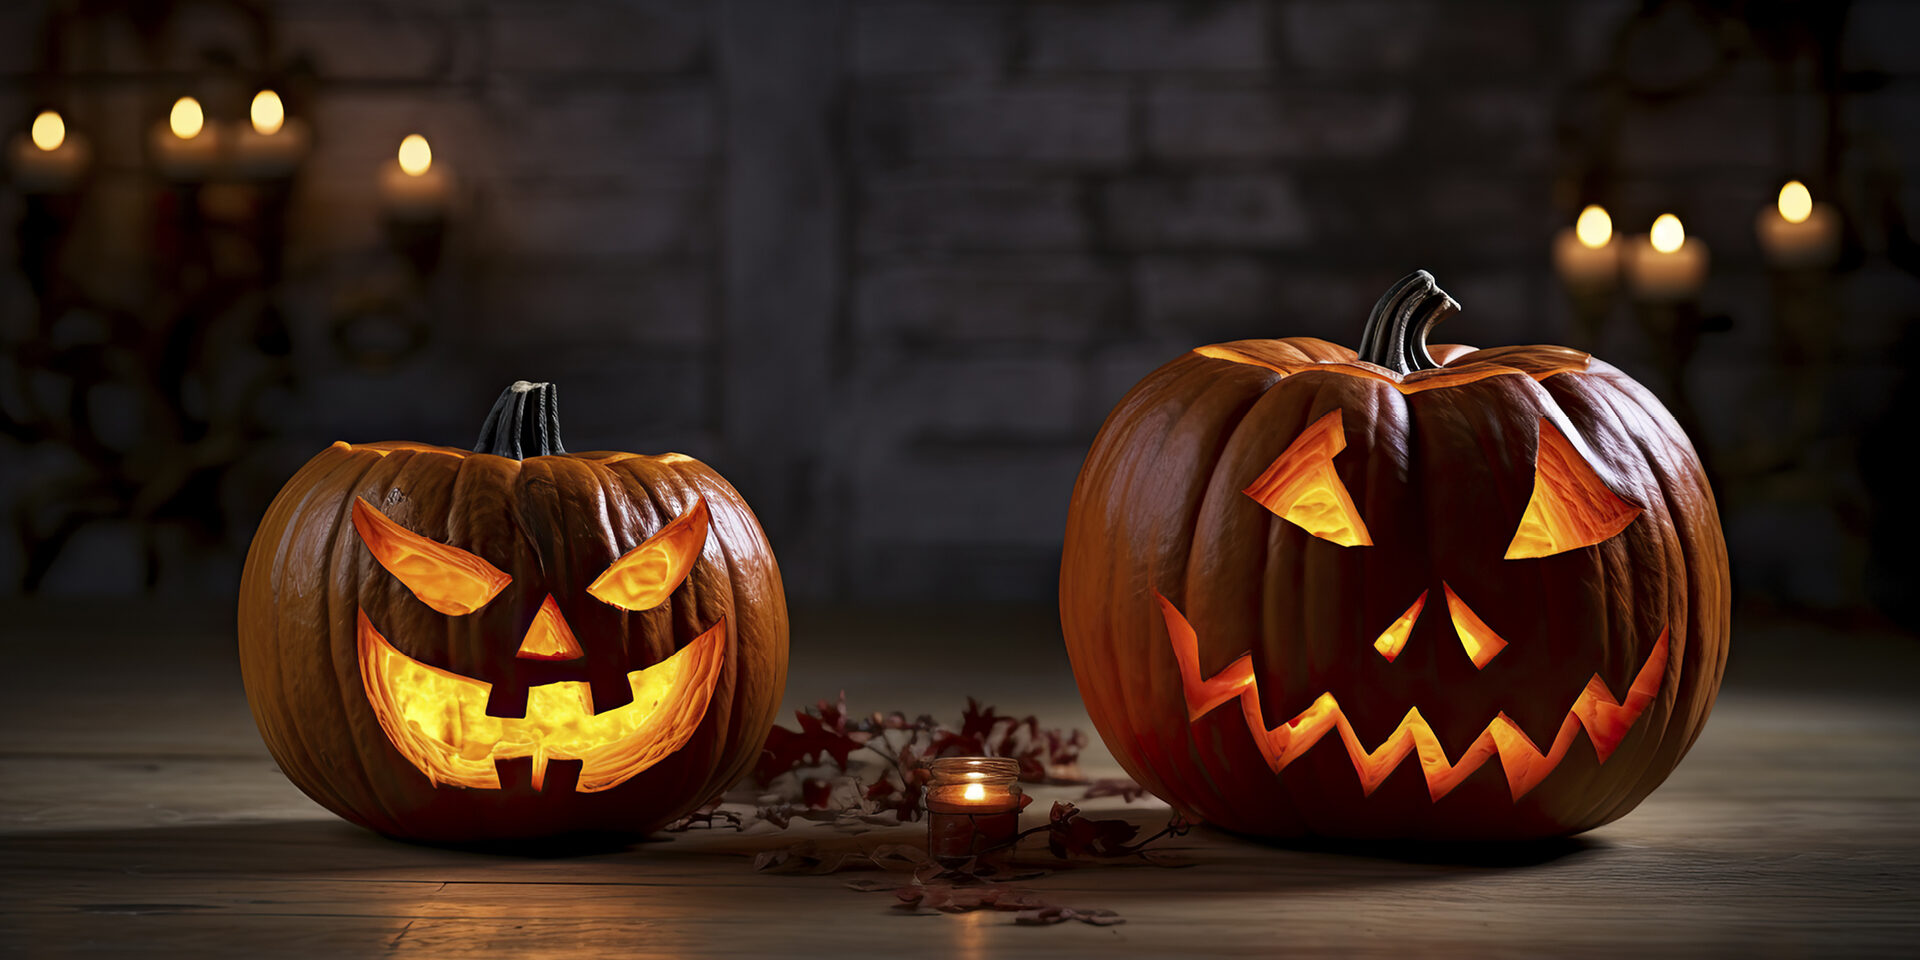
[473,381,567,459]
[1356,270,1461,375]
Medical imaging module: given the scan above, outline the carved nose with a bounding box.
[1371,590,1428,663]
[1371,584,1508,669]
[516,595,584,660]
[1441,584,1508,669]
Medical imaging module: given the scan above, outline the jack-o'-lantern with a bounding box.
[1060,272,1729,841]
[238,382,788,844]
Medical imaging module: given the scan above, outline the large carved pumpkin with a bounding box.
[1060,272,1728,840]
[239,382,788,844]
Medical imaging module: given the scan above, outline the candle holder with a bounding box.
[923,757,1023,867]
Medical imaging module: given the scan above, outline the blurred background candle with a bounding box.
[232,90,309,179]
[1553,204,1619,292]
[1627,213,1709,302]
[9,109,89,193]
[1756,180,1840,269]
[379,133,448,220]
[151,96,219,180]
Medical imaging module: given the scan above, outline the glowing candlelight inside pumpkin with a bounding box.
[151,95,220,180]
[233,89,310,179]
[1553,203,1619,293]
[381,133,450,220]
[925,757,1022,865]
[11,110,89,193]
[1756,180,1839,269]
[1626,213,1708,302]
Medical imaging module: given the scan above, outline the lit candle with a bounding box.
[1552,204,1619,292]
[1626,213,1709,302]
[1756,180,1840,269]
[9,110,90,193]
[232,90,310,179]
[379,133,450,220]
[151,96,221,180]
[924,757,1023,865]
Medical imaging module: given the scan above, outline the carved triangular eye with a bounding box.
[1505,419,1642,559]
[1243,409,1371,547]
[588,496,709,612]
[352,498,511,616]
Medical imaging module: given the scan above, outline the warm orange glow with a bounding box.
[351,498,511,616]
[588,497,709,611]
[516,595,584,660]
[397,134,432,176]
[1778,181,1813,224]
[962,782,986,802]
[359,611,726,792]
[1650,213,1685,254]
[1442,583,1507,668]
[1505,420,1641,559]
[30,111,64,151]
[1575,205,1612,249]
[1373,591,1428,662]
[1243,409,1371,547]
[169,97,204,139]
[251,90,285,135]
[1158,593,1670,801]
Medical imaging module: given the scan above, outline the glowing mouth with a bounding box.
[357,611,726,792]
[1157,594,1671,801]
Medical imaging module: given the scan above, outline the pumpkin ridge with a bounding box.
[329,446,420,834]
[254,445,377,825]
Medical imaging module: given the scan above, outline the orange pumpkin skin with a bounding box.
[1060,274,1729,841]
[238,386,787,845]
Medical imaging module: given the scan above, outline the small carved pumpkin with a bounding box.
[239,382,788,844]
[1060,272,1729,840]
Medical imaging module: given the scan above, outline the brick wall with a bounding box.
[3,0,1917,609]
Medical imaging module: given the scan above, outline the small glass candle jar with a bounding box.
[924,757,1022,865]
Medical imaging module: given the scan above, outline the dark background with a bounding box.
[2,0,1916,618]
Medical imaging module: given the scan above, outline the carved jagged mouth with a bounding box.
[1157,595,1671,801]
[357,611,726,792]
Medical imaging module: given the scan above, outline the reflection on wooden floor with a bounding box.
[2,603,1917,958]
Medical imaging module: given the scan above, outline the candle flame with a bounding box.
[1650,213,1685,254]
[30,111,64,152]
[1575,205,1612,249]
[1778,181,1813,225]
[398,134,432,177]
[169,97,204,140]
[251,90,285,136]
[962,782,986,802]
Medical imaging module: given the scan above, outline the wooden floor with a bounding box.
[3,602,1917,958]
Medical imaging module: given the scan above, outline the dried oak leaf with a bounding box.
[1045,801,1142,859]
[1015,906,1126,927]
[754,840,853,875]
[754,693,870,782]
[895,883,1055,914]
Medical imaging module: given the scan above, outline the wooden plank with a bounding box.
[3,609,1919,958]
